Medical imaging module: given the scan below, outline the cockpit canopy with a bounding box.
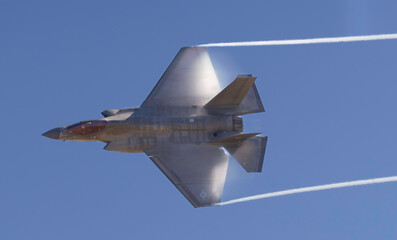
[67,120,107,135]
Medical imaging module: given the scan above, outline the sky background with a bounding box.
[1,0,397,239]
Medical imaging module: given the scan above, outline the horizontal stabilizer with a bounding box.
[210,133,260,145]
[225,136,268,173]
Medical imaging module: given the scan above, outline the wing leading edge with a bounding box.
[145,142,229,207]
[141,47,221,108]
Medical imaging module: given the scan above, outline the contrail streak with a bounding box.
[198,33,397,47]
[215,176,397,206]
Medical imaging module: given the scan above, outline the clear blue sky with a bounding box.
[1,0,397,239]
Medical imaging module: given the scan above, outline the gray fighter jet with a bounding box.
[43,47,267,207]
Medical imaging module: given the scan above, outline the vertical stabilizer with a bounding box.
[205,75,265,115]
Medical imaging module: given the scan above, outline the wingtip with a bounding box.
[181,46,207,49]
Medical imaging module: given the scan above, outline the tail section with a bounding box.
[225,136,268,173]
[205,74,265,115]
[205,75,256,107]
[211,133,268,173]
[205,74,267,172]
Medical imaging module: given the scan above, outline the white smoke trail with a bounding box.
[215,176,397,206]
[198,33,397,47]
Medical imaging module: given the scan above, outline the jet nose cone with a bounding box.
[42,128,61,140]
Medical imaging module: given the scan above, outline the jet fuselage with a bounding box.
[43,107,243,153]
[42,47,267,207]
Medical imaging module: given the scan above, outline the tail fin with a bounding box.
[225,136,268,173]
[205,74,265,115]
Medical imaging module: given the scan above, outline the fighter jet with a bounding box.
[42,47,267,207]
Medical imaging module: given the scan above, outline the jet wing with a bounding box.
[141,47,221,107]
[145,141,229,207]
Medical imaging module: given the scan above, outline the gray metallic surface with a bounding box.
[205,75,265,116]
[141,47,221,107]
[43,47,267,207]
[205,75,256,107]
[42,128,61,140]
[225,136,268,173]
[145,142,229,207]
